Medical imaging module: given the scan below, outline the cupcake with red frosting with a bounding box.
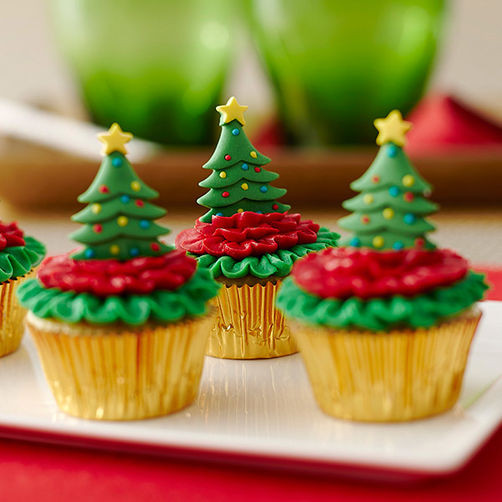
[277,247,488,422]
[0,221,45,357]
[17,124,219,420]
[176,98,339,359]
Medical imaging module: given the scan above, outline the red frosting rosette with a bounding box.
[292,247,469,299]
[176,211,320,260]
[0,221,25,250]
[39,250,197,297]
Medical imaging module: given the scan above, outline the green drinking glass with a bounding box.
[246,0,446,145]
[50,0,235,145]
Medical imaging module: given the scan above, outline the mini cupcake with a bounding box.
[176,97,339,359]
[17,124,219,420]
[0,221,45,357]
[277,247,488,422]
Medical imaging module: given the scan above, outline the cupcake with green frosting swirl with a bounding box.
[176,97,339,359]
[0,221,45,357]
[276,247,488,422]
[17,124,219,421]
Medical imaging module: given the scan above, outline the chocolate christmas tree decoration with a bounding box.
[339,110,438,250]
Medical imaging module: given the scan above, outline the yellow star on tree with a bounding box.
[374,110,412,147]
[216,96,248,126]
[97,123,133,155]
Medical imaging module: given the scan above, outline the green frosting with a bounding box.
[338,142,438,250]
[71,151,171,260]
[198,116,290,222]
[276,271,488,332]
[17,266,220,326]
[0,236,46,283]
[196,227,339,279]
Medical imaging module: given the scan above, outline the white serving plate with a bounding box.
[0,301,501,480]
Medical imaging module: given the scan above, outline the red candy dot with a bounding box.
[372,176,380,183]
[222,191,230,198]
[404,192,414,202]
[93,224,102,233]
[224,154,231,161]
[151,243,160,252]
[272,204,279,210]
[135,200,144,207]
[361,216,370,224]
[99,185,109,194]
[415,238,425,248]
[254,167,261,173]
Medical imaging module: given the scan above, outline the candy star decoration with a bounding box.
[97,122,133,155]
[374,110,412,147]
[338,110,438,250]
[216,96,248,126]
[71,124,171,260]
[197,97,290,222]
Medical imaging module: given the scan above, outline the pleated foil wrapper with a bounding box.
[207,280,297,359]
[290,308,482,422]
[0,270,35,358]
[26,312,214,420]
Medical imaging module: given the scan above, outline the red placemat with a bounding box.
[1,267,501,502]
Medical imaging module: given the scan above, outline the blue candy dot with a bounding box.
[350,237,361,248]
[393,241,404,250]
[241,163,249,170]
[112,156,123,167]
[121,195,130,204]
[140,220,150,229]
[85,249,95,259]
[387,144,398,158]
[404,213,416,225]
[256,211,263,214]
[215,212,223,217]
[232,128,240,136]
[129,247,140,257]
[389,186,399,197]
[260,185,268,193]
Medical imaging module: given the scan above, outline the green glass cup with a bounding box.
[246,0,446,145]
[50,0,235,145]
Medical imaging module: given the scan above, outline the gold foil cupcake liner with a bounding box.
[0,270,35,358]
[291,308,482,422]
[26,312,213,420]
[208,280,297,359]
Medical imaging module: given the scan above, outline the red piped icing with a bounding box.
[292,248,469,300]
[0,221,25,250]
[176,211,319,260]
[38,250,197,297]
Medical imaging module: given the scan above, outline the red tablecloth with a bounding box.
[1,266,500,502]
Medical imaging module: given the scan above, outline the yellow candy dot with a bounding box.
[219,171,227,178]
[402,175,415,187]
[237,208,244,213]
[250,151,257,158]
[110,245,120,255]
[131,181,141,191]
[383,208,394,220]
[91,203,101,214]
[373,236,384,248]
[117,216,128,227]
[363,194,374,205]
[241,183,249,191]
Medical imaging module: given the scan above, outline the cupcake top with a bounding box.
[17,124,219,325]
[0,222,45,282]
[277,247,488,331]
[176,97,339,279]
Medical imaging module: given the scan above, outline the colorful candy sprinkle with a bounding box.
[222,191,230,198]
[140,220,150,229]
[254,167,261,173]
[112,156,123,167]
[402,175,415,187]
[260,185,268,193]
[121,195,130,204]
[383,208,394,219]
[224,154,232,161]
[241,163,249,170]
[117,216,128,227]
[241,183,249,191]
[99,185,109,194]
[363,194,374,205]
[404,213,416,224]
[91,203,101,214]
[151,243,160,252]
[389,186,399,197]
[93,224,102,233]
[110,245,120,255]
[250,151,257,158]
[131,181,141,191]
[219,171,227,178]
[232,128,240,136]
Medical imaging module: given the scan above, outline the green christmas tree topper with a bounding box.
[198,97,290,222]
[339,110,438,250]
[71,123,171,260]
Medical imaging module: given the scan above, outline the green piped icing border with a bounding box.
[276,271,488,332]
[196,227,339,279]
[0,236,46,283]
[16,266,220,326]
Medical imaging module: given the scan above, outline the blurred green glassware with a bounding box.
[246,0,446,145]
[50,0,234,145]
